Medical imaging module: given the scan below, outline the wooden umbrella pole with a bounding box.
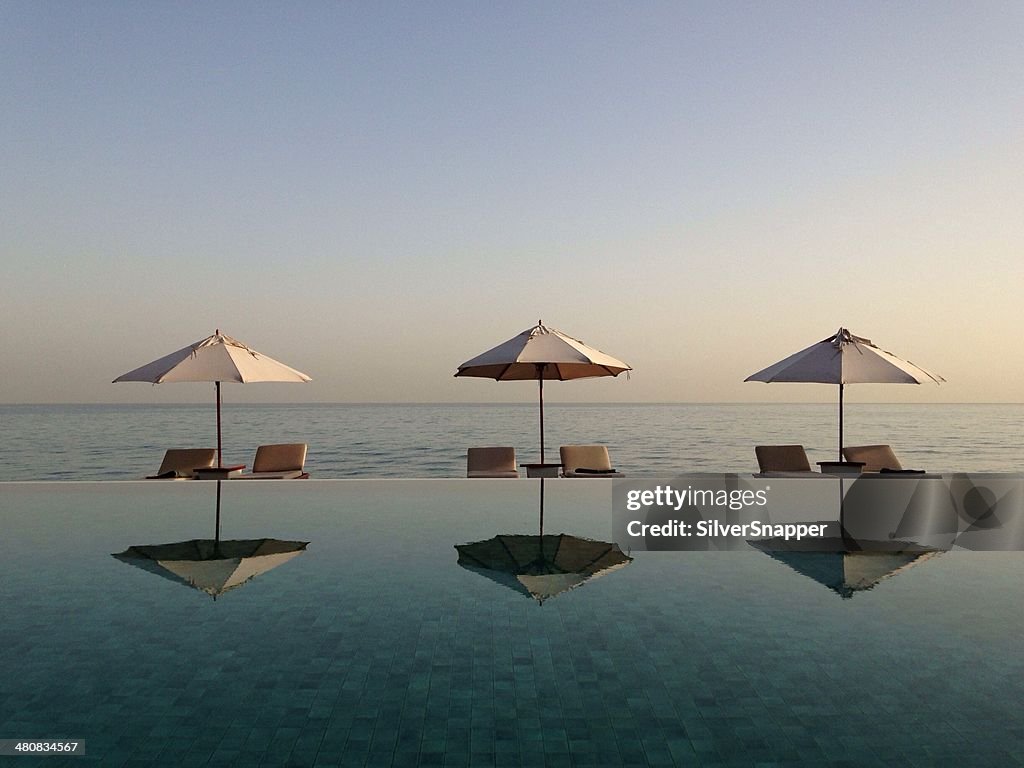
[838,382,844,461]
[216,380,223,467]
[537,363,547,463]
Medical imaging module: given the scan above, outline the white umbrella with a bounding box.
[114,330,311,466]
[455,321,631,462]
[745,327,944,459]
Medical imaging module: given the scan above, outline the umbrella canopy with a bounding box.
[114,330,311,466]
[455,321,631,461]
[113,538,309,599]
[456,533,632,604]
[745,328,943,459]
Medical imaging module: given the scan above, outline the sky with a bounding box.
[2,1,1022,405]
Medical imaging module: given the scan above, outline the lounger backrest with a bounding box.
[467,447,516,474]
[157,448,216,477]
[842,445,902,472]
[560,445,613,473]
[755,445,811,473]
[252,443,307,473]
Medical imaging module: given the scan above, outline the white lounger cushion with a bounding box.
[147,448,216,479]
[560,445,622,477]
[232,443,307,480]
[467,447,520,478]
[232,469,305,480]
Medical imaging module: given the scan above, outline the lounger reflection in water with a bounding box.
[146,448,217,479]
[113,538,309,599]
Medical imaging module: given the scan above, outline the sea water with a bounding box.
[1,403,1021,481]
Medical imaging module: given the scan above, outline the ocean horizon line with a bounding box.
[2,401,1022,407]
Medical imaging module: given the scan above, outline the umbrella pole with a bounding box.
[537,364,546,463]
[216,380,223,467]
[838,383,844,461]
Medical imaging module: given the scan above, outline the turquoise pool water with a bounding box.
[1,480,1023,767]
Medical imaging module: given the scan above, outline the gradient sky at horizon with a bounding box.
[2,1,1022,404]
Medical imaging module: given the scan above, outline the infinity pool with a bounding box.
[1,480,1022,767]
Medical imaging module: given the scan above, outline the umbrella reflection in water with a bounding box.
[113,480,308,600]
[749,536,939,600]
[114,538,308,600]
[455,479,632,604]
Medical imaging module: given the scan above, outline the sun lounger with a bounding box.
[467,447,520,478]
[232,443,309,479]
[842,445,903,473]
[755,445,814,476]
[146,448,216,479]
[559,445,622,477]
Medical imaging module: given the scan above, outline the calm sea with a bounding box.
[1,403,1021,481]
